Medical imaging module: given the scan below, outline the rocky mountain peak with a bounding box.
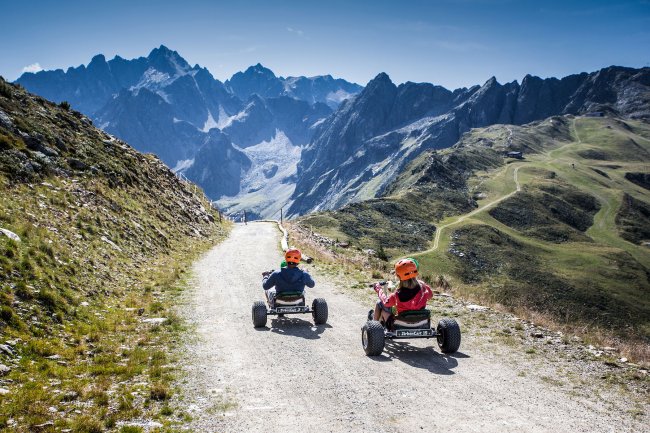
[226,63,284,101]
[148,44,174,59]
[369,72,393,86]
[89,54,107,65]
[248,63,276,76]
[361,73,397,103]
[86,54,111,76]
[146,45,190,76]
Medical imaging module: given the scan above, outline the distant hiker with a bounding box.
[572,163,575,169]
[372,258,433,322]
[262,248,315,308]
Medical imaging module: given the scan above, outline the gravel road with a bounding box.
[176,222,645,432]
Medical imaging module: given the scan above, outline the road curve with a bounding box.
[176,222,638,432]
[430,164,522,251]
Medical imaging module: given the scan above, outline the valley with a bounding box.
[2,42,650,432]
[301,115,650,351]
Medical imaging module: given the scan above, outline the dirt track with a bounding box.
[176,222,645,432]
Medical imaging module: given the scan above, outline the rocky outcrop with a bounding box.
[183,130,252,197]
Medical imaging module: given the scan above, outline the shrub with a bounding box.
[0,79,11,98]
[150,383,170,401]
[160,405,173,416]
[0,305,19,326]
[14,281,33,301]
[434,274,452,291]
[37,288,67,312]
[71,415,104,433]
[120,426,143,433]
[58,101,71,111]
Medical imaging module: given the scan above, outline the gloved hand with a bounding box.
[262,271,272,278]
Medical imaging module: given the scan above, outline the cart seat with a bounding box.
[274,291,305,306]
[393,309,431,329]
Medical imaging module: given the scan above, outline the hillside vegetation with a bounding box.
[0,77,229,431]
[299,115,650,348]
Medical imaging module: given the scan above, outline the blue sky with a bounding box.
[2,0,649,89]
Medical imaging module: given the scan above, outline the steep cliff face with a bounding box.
[289,66,650,216]
[183,130,252,198]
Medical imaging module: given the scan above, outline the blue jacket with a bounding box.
[262,267,315,293]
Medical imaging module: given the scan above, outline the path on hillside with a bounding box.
[174,222,643,432]
[429,164,522,251]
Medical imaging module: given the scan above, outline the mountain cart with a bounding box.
[362,282,461,356]
[252,274,328,328]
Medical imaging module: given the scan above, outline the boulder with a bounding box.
[0,228,20,242]
[0,109,13,128]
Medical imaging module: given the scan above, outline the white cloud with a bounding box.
[22,63,43,73]
[286,27,304,37]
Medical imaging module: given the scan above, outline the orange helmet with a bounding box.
[395,258,418,281]
[285,248,302,264]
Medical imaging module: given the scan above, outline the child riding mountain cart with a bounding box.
[361,258,461,356]
[252,248,328,328]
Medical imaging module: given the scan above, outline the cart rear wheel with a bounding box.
[436,318,461,353]
[312,298,328,325]
[362,320,385,356]
[252,301,267,328]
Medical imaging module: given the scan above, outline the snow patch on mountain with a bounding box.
[326,89,354,105]
[169,54,189,76]
[131,68,174,91]
[202,111,218,132]
[173,159,195,172]
[216,129,301,218]
[218,109,248,129]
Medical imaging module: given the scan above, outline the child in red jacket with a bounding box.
[372,258,433,322]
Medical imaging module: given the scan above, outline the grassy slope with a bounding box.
[300,115,650,344]
[0,78,230,432]
[417,116,650,338]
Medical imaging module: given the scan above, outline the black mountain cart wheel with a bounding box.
[362,320,385,356]
[312,298,328,325]
[252,301,268,328]
[436,318,461,353]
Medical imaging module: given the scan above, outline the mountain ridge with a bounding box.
[289,66,650,216]
[16,46,361,217]
[14,52,650,220]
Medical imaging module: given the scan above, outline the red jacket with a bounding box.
[375,280,433,314]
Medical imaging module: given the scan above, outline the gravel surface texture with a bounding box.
[176,222,647,432]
